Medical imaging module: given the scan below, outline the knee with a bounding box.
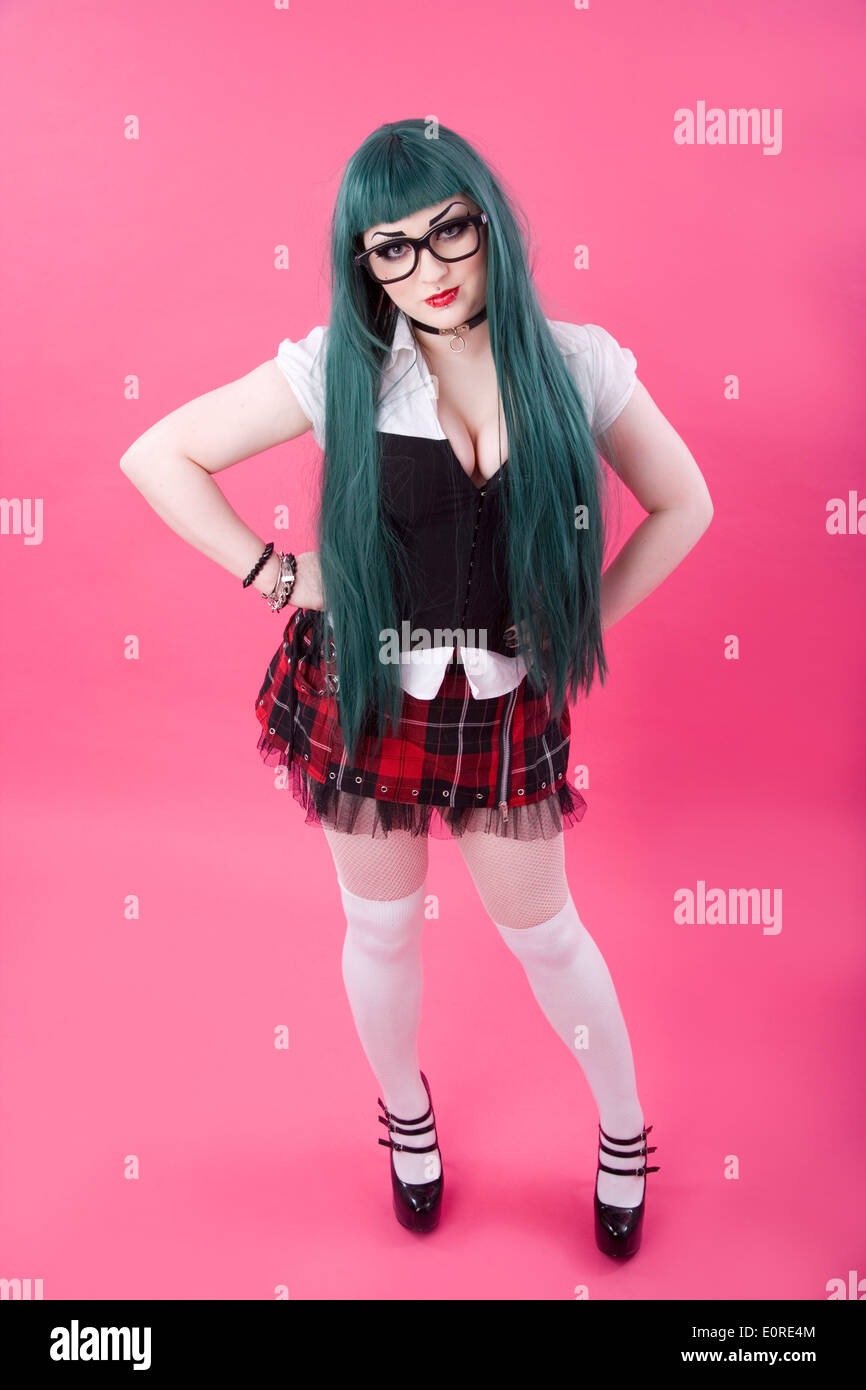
[492,892,587,968]
[338,879,427,956]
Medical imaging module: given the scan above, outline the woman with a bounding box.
[120,119,713,1257]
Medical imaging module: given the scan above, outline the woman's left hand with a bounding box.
[288,550,325,611]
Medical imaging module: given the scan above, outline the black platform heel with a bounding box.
[594,1122,660,1258]
[377,1070,443,1233]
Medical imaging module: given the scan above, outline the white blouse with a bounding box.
[273,309,638,700]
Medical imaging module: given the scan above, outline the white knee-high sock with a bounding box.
[337,878,441,1186]
[493,890,648,1207]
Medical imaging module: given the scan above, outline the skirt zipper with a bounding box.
[496,687,517,823]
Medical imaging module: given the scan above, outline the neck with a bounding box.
[405,303,490,363]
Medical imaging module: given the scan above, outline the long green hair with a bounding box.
[315,118,615,762]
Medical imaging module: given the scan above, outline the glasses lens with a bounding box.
[367,239,416,283]
[429,216,479,262]
[365,217,480,283]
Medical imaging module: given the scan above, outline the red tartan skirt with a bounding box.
[254,607,588,840]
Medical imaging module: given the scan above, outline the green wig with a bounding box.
[314,118,616,763]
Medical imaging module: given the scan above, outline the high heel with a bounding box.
[377,1070,443,1233]
[594,1122,660,1258]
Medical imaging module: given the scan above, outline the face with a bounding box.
[360,193,488,327]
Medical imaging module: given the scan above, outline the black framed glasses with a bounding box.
[354,212,488,284]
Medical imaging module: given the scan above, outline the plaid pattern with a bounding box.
[254,607,588,839]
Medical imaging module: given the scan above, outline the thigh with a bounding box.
[455,830,569,928]
[321,808,429,899]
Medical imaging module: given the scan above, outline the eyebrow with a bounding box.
[369,200,468,242]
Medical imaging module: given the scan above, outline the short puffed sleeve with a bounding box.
[583,323,637,436]
[273,324,328,448]
[548,320,638,440]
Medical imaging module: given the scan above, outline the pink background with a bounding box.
[1,0,864,1301]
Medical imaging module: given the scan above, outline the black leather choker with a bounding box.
[407,304,487,353]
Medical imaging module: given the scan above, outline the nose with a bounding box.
[416,245,449,286]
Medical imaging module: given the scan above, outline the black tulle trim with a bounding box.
[255,727,588,841]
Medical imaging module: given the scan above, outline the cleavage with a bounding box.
[435,396,508,487]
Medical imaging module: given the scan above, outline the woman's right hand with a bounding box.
[504,618,550,657]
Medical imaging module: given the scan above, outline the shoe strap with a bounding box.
[378,1096,433,1126]
[378,1114,435,1138]
[597,1160,661,1176]
[599,1122,653,1145]
[597,1122,659,1176]
[378,1136,439,1153]
[599,1140,658,1160]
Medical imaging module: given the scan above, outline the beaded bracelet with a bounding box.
[243,541,297,612]
[243,541,274,588]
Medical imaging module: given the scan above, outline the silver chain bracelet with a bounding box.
[262,550,297,612]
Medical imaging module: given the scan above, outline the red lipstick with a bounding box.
[424,287,459,308]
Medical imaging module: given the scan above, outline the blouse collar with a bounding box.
[385,308,418,363]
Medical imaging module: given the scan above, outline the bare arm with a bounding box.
[597,380,713,633]
[119,360,323,605]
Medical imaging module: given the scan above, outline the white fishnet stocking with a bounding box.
[455,826,569,927]
[321,815,428,897]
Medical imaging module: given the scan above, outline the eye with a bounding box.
[435,217,470,240]
[373,240,411,263]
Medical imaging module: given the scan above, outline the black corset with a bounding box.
[379,432,514,658]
